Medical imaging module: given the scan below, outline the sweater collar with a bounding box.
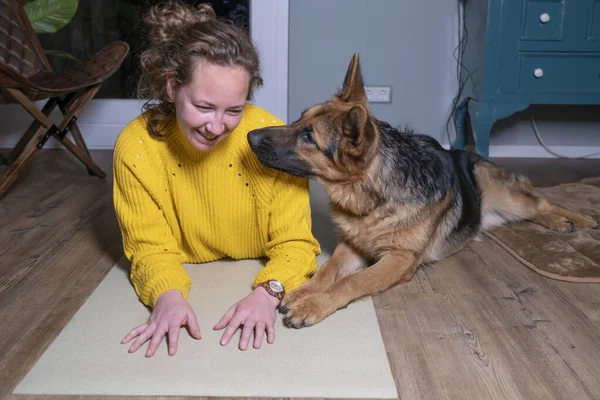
[167,120,211,163]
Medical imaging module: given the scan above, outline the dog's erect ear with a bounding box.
[342,105,375,158]
[338,53,367,104]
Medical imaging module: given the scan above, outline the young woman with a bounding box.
[114,0,320,357]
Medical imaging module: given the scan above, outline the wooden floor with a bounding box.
[1,149,600,400]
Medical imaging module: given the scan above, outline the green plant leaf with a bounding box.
[44,50,81,64]
[24,0,79,34]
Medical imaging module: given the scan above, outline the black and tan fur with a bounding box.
[247,53,599,329]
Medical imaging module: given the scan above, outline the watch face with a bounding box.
[269,280,284,293]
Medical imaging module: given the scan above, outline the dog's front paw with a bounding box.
[280,292,335,329]
[538,215,575,233]
[555,217,576,233]
[278,283,319,314]
[570,213,599,230]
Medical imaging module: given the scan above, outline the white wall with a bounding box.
[287,0,600,158]
[288,0,459,146]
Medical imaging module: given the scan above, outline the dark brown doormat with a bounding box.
[485,177,600,283]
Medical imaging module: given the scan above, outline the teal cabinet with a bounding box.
[453,0,600,158]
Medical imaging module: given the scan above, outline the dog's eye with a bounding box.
[299,126,314,144]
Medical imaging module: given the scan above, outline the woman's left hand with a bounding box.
[213,286,280,350]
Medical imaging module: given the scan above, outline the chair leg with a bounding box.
[0,88,106,199]
[68,122,95,176]
[60,136,106,178]
[55,85,106,177]
[68,122,91,158]
[6,97,59,165]
[3,88,54,128]
[0,129,43,199]
[57,90,97,175]
[0,89,54,198]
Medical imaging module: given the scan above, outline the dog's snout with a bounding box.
[247,129,264,149]
[246,125,314,178]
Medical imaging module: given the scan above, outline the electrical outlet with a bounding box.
[365,86,391,103]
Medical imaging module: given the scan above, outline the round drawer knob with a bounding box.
[540,13,550,24]
[533,68,544,78]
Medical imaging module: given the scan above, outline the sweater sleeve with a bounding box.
[253,171,321,291]
[113,149,191,308]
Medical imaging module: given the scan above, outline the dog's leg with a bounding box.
[280,242,367,313]
[281,250,420,328]
[531,199,598,232]
[496,187,598,232]
[475,162,599,232]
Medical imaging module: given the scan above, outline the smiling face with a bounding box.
[168,61,250,151]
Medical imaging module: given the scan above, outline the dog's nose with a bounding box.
[247,129,264,149]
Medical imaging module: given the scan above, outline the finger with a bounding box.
[167,325,180,356]
[128,326,154,353]
[266,323,276,344]
[239,320,255,351]
[186,310,202,339]
[253,323,266,349]
[213,305,237,330]
[145,327,167,357]
[220,317,242,346]
[121,323,148,344]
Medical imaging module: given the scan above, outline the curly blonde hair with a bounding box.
[137,1,263,138]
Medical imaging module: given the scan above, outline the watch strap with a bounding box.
[257,280,286,300]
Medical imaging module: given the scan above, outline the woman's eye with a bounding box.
[196,105,212,112]
[227,110,242,116]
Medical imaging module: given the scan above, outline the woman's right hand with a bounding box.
[121,289,201,357]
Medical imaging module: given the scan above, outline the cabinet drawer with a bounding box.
[521,0,565,41]
[512,0,600,52]
[518,52,600,92]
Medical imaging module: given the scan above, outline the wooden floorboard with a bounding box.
[1,149,600,400]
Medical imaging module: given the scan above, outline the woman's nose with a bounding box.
[207,114,225,135]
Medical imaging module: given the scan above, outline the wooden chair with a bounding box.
[0,0,129,198]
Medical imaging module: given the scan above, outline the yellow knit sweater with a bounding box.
[113,104,321,308]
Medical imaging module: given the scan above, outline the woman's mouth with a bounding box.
[195,129,218,142]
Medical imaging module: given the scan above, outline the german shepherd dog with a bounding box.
[247,53,599,329]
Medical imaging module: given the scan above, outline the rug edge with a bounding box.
[484,231,600,284]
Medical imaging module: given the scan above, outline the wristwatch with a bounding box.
[257,279,286,300]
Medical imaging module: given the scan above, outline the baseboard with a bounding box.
[489,145,600,159]
[0,99,144,150]
[439,141,600,159]
[0,123,124,150]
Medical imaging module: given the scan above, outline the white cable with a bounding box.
[531,115,600,159]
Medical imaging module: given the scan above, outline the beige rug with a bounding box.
[486,176,600,282]
[13,256,397,398]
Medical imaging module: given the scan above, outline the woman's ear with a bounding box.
[166,72,175,101]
